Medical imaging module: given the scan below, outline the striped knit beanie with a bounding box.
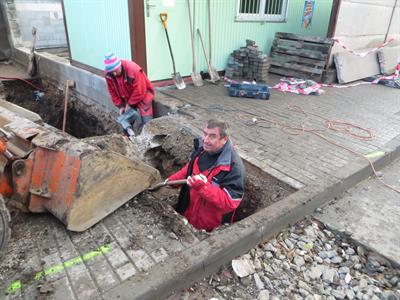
[104,52,121,72]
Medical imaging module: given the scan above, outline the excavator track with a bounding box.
[0,195,11,256]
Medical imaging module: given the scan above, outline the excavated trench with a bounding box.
[1,81,121,138]
[0,81,296,237]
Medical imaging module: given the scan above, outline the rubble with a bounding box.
[168,218,400,300]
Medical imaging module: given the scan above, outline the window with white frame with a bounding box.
[236,0,289,22]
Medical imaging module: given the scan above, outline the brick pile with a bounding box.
[225,40,270,82]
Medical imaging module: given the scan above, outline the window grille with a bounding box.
[236,0,288,22]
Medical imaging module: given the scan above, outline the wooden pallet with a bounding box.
[269,32,333,82]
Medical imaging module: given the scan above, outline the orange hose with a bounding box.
[239,105,400,193]
[0,76,43,91]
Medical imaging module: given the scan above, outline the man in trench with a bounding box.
[104,52,154,140]
[166,119,245,232]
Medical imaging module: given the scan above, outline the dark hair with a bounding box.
[206,119,229,138]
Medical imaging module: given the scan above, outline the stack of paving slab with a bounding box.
[334,42,400,84]
[225,40,270,82]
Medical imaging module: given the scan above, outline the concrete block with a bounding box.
[377,46,400,75]
[334,51,380,84]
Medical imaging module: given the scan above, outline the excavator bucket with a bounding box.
[0,100,160,232]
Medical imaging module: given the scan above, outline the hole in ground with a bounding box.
[143,126,297,230]
[1,81,120,138]
[237,161,296,221]
[1,81,297,234]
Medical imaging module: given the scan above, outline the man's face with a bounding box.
[202,125,228,153]
[112,66,122,77]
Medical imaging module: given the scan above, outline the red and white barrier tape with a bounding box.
[225,64,400,95]
[332,37,395,57]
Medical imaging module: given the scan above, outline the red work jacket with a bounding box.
[105,60,154,117]
[168,139,245,231]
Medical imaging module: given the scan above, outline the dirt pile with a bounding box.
[137,116,197,177]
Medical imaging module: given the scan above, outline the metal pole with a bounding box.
[384,0,398,42]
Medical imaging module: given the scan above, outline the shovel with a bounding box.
[148,179,187,191]
[197,28,220,84]
[160,13,186,90]
[187,0,203,87]
[207,0,220,83]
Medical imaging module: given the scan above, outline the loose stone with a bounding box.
[257,290,270,300]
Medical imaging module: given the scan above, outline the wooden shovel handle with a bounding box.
[167,179,188,186]
[160,13,168,28]
[148,179,187,191]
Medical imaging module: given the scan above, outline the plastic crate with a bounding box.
[228,83,270,100]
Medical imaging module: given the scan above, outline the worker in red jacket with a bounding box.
[104,52,154,139]
[167,119,245,232]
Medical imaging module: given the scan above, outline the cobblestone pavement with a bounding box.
[1,80,400,299]
[1,193,205,299]
[161,78,400,189]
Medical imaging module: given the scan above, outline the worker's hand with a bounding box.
[187,174,207,190]
[163,178,170,188]
[119,107,125,115]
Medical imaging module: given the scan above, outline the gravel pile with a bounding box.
[168,218,400,300]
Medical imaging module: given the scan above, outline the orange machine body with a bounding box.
[0,101,159,232]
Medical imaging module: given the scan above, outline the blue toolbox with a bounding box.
[228,82,270,100]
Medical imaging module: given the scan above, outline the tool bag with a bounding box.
[228,82,270,100]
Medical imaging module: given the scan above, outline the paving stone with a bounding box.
[86,256,119,292]
[22,283,39,300]
[104,242,130,268]
[150,247,169,263]
[50,276,76,300]
[103,222,132,249]
[116,263,137,281]
[41,252,66,281]
[66,264,99,299]
[57,235,80,261]
[4,289,21,300]
[126,249,155,271]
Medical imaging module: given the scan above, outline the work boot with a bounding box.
[125,127,135,141]
[126,127,135,136]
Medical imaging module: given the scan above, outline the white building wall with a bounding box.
[332,0,400,55]
[5,0,67,49]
